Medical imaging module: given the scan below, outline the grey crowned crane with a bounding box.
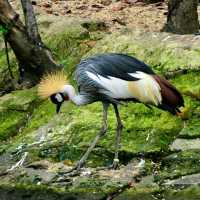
[38,53,184,172]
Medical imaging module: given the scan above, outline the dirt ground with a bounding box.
[11,0,168,32]
[10,0,200,32]
[37,0,168,31]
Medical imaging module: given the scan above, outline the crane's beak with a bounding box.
[176,107,189,120]
[56,102,62,114]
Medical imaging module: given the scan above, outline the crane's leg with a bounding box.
[112,104,123,169]
[67,102,109,174]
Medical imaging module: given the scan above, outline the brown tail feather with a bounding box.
[153,75,184,115]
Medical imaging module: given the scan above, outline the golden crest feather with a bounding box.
[38,71,68,99]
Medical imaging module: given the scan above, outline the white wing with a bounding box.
[86,71,133,99]
[86,71,162,105]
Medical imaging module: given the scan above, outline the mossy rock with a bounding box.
[0,50,18,92]
[38,16,106,78]
[114,186,160,200]
[164,186,200,200]
[172,96,200,138]
[0,87,38,111]
[179,118,200,138]
[0,88,39,141]
[81,20,108,32]
[0,110,27,141]
[0,184,105,200]
[67,176,119,194]
[171,72,200,100]
[86,30,200,73]
[3,100,183,167]
[158,150,200,180]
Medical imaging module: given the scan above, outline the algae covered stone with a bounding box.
[0,88,39,141]
[86,30,200,73]
[0,110,27,140]
[159,150,200,180]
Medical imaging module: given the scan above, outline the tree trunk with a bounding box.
[0,0,61,87]
[164,0,199,34]
[21,0,42,44]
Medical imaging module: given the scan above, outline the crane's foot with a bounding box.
[108,158,120,170]
[65,161,84,174]
[96,159,120,171]
[112,158,120,169]
[53,162,84,182]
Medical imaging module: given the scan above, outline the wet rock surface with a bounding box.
[164,173,200,187]
[170,138,200,151]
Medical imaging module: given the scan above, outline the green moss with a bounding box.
[2,99,183,166]
[0,88,39,141]
[177,96,200,138]
[164,186,200,200]
[0,97,183,167]
[159,150,200,180]
[40,17,97,79]
[21,100,55,135]
[81,20,107,32]
[86,30,200,73]
[0,88,40,142]
[41,102,182,166]
[0,87,38,111]
[179,118,200,138]
[0,183,105,200]
[0,110,27,141]
[100,104,182,155]
[68,176,118,194]
[114,186,160,200]
[0,50,18,89]
[171,72,200,100]
[0,101,56,155]
[119,186,200,200]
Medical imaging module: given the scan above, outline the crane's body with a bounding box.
[75,53,183,114]
[38,53,184,173]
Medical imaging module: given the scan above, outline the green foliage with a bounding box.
[0,32,18,90]
[0,25,8,36]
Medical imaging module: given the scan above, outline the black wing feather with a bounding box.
[75,53,155,102]
[77,53,155,81]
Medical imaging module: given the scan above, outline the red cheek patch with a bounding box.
[64,95,69,101]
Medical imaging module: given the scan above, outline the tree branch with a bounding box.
[0,0,22,30]
[0,0,61,86]
[4,35,14,79]
[20,0,42,44]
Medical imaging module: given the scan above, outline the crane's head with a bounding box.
[49,92,69,113]
[38,71,70,113]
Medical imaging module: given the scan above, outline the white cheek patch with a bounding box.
[55,94,63,102]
